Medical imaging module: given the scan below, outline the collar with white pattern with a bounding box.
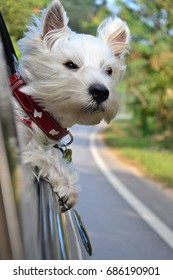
[9,73,69,141]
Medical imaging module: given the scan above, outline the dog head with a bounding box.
[19,0,130,128]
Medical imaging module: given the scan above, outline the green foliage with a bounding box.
[61,0,111,34]
[11,36,20,57]
[60,0,96,33]
[0,0,110,38]
[0,0,49,40]
[104,120,173,187]
[115,0,173,135]
[81,5,111,35]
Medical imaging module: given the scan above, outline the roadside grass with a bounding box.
[103,120,173,188]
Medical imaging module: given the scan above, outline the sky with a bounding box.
[96,0,118,13]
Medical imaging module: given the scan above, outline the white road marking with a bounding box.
[90,126,173,250]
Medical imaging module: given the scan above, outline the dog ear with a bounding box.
[97,17,130,58]
[42,0,69,36]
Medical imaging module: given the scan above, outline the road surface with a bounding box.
[70,124,173,260]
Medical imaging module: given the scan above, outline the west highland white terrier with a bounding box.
[13,0,130,211]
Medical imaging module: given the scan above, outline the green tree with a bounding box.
[0,0,111,38]
[81,1,111,35]
[0,0,49,40]
[60,0,96,33]
[116,0,173,135]
[60,0,111,34]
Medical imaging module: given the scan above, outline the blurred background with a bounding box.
[0,0,173,260]
[0,0,172,188]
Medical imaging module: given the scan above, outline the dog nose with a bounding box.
[89,84,109,103]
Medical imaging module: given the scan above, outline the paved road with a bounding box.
[70,124,173,260]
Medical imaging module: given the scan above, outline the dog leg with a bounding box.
[22,144,79,211]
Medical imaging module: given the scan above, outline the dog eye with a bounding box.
[105,67,112,76]
[64,61,79,70]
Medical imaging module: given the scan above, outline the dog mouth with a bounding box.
[84,103,105,114]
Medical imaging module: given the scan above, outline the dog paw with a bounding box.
[58,192,78,212]
[49,169,80,212]
[23,147,80,212]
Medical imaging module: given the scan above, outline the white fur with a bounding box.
[15,0,130,211]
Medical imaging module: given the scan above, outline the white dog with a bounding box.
[12,0,130,211]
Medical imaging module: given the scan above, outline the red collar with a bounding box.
[9,73,69,141]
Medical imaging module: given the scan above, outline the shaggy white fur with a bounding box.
[15,0,130,211]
